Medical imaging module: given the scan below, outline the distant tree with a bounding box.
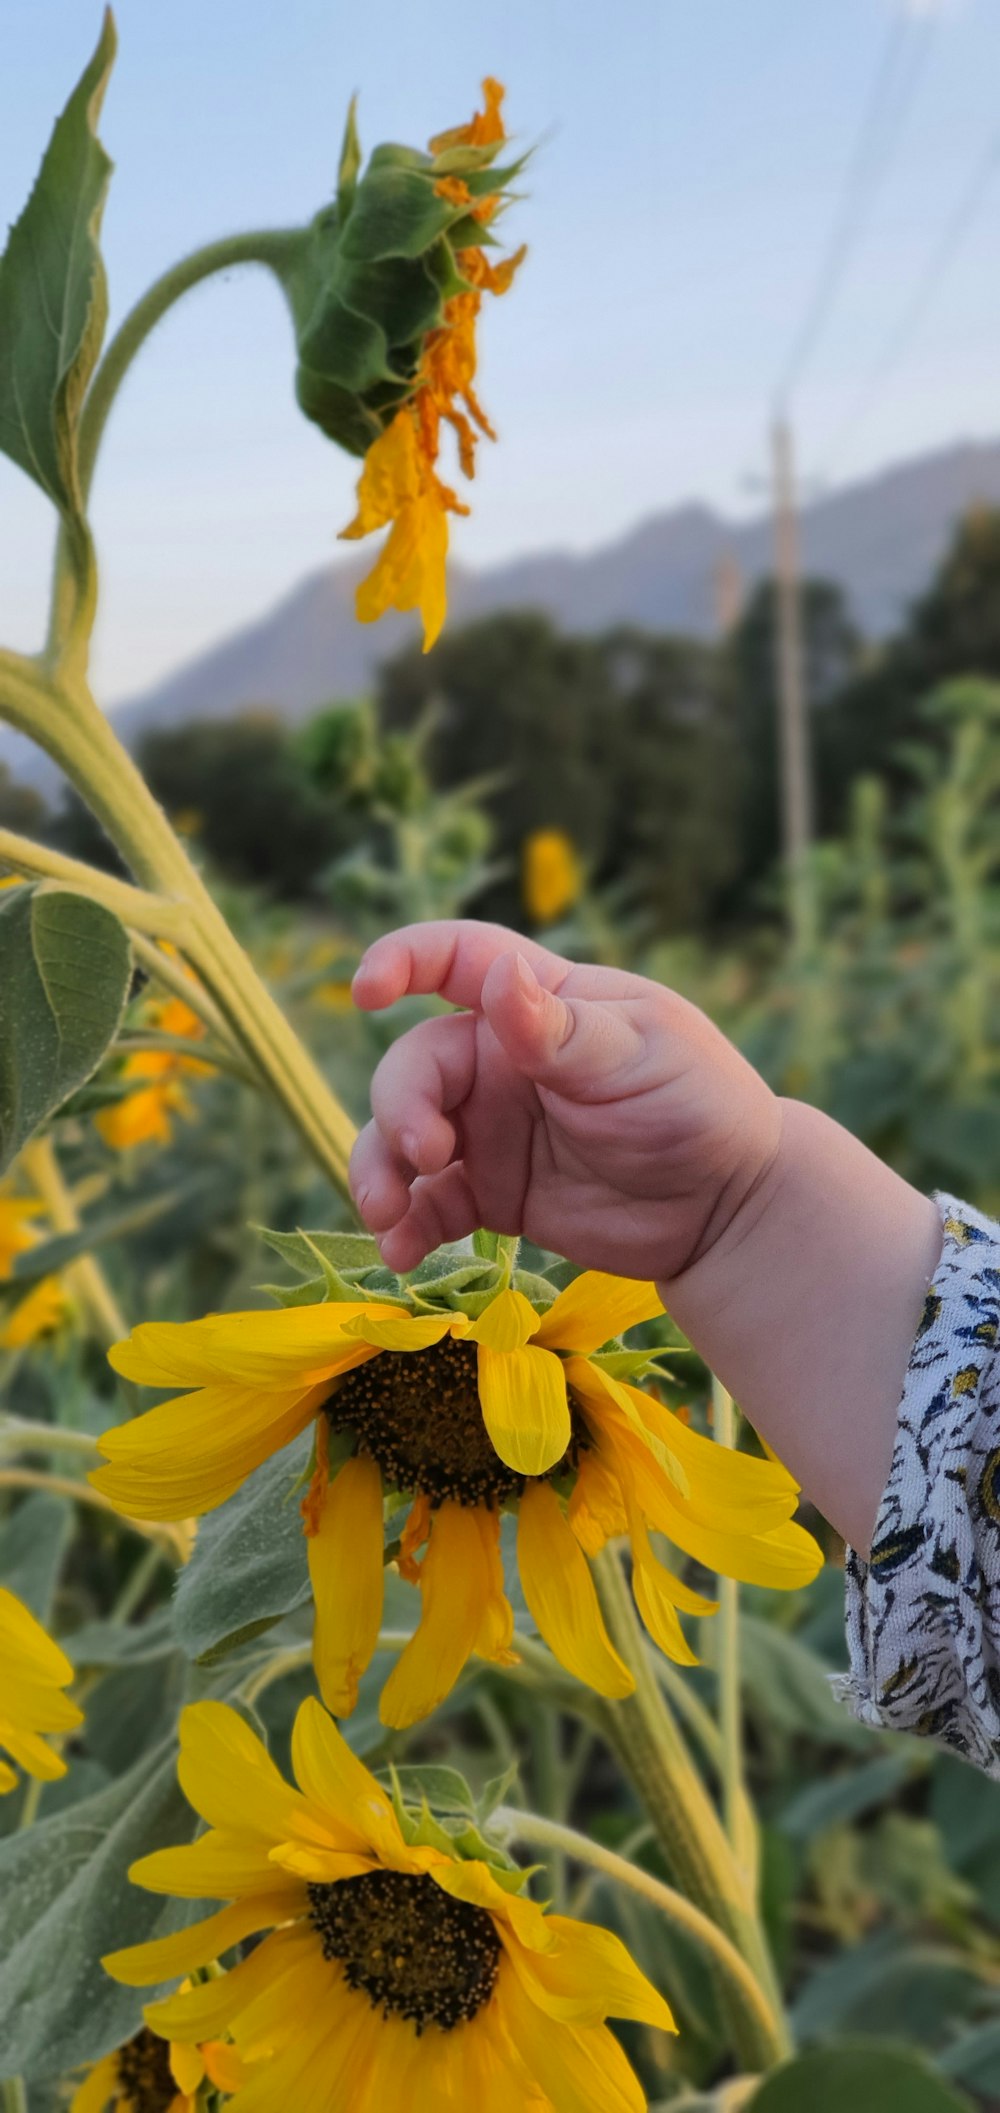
[816,507,1000,826]
[723,577,863,900]
[136,715,349,897]
[0,765,49,840]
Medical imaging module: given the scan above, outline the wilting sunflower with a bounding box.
[96,993,212,1152]
[93,1264,821,1728]
[0,1585,82,1793]
[103,1696,674,2113]
[70,2022,243,2112]
[339,78,524,650]
[0,1174,69,1350]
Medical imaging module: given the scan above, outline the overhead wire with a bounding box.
[775,10,932,410]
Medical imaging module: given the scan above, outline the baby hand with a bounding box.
[350,920,780,1281]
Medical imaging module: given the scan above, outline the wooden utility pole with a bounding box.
[771,414,814,947]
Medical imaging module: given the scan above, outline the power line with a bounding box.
[776,12,931,408]
[820,120,1000,475]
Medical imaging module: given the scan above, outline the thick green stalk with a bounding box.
[712,1376,753,1882]
[0,656,358,1198]
[594,1548,789,2070]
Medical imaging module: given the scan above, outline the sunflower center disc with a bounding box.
[307,1868,501,2031]
[115,2026,178,2111]
[328,1335,521,1506]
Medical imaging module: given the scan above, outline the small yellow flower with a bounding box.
[102,1697,674,2111]
[342,79,524,651]
[0,1586,82,1795]
[70,2021,244,2112]
[93,1274,821,1730]
[523,830,583,925]
[96,995,212,1153]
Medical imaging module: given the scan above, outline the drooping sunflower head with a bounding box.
[94,1230,823,1732]
[103,1695,674,2111]
[266,79,525,649]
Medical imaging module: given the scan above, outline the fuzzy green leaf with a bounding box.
[747,2046,972,2111]
[0,11,115,523]
[172,1434,313,1662]
[0,1742,197,2079]
[0,1492,73,1622]
[0,887,130,1173]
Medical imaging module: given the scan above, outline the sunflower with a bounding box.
[0,1584,83,1794]
[96,994,211,1152]
[103,1696,674,2113]
[92,1266,821,1728]
[0,1175,69,1349]
[70,2022,244,2112]
[523,830,583,926]
[340,78,524,650]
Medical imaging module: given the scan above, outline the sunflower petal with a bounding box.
[68,2052,119,2113]
[534,1274,663,1354]
[496,1960,647,2113]
[464,1288,540,1352]
[477,1343,570,1476]
[104,1893,291,1987]
[290,1696,409,1864]
[517,1481,634,1699]
[503,1911,676,2031]
[431,1858,552,1953]
[380,1501,493,1729]
[169,2041,206,2095]
[567,1450,628,1556]
[340,1313,457,1351]
[309,1454,385,1718]
[144,1930,299,2041]
[176,1701,317,1844]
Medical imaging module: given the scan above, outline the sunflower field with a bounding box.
[4,18,1000,2113]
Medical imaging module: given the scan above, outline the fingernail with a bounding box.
[402,1129,422,1167]
[514,952,541,1002]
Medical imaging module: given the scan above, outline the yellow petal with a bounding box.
[176,1701,317,1844]
[517,1481,634,1699]
[0,1586,75,1686]
[534,1274,664,1354]
[628,1510,700,1668]
[503,1911,676,2032]
[340,1313,456,1352]
[0,1716,68,1781]
[380,1500,493,1729]
[290,1696,410,1866]
[200,2042,246,2094]
[496,1960,647,2113]
[91,1382,327,1521]
[168,2041,205,2095]
[464,1288,540,1352]
[103,1893,289,1987]
[477,1343,570,1476]
[68,2052,119,2113]
[309,1454,384,1718]
[144,1930,304,2042]
[129,1830,302,1901]
[431,1858,552,1954]
[567,1450,628,1557]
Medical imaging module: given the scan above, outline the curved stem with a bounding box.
[492,1806,779,2064]
[48,228,303,663]
[594,1547,790,2069]
[712,1375,753,1883]
[0,1416,102,1460]
[0,1466,184,1556]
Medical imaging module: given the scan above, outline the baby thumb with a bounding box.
[480,951,635,1097]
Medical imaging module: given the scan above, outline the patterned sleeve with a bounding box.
[838,1193,1000,1776]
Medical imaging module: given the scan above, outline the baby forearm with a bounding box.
[658,1099,943,1553]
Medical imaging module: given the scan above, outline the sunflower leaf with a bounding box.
[0,11,115,532]
[0,887,131,1173]
[172,1435,313,1662]
[0,1741,198,2079]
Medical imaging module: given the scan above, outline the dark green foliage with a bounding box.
[137,715,351,897]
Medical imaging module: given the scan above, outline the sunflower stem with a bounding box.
[0,2076,28,2111]
[593,1545,790,2070]
[21,1136,128,1351]
[712,1375,753,1883]
[492,1805,779,2065]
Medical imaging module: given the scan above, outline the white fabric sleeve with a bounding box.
[837,1193,1000,1775]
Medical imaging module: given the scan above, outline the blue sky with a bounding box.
[1,0,999,701]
